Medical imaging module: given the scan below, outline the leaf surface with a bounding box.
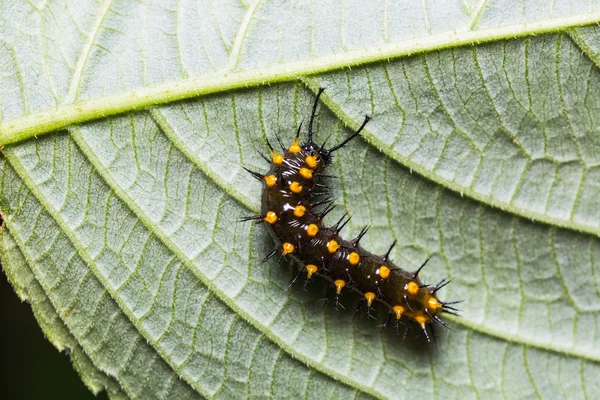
[1,1,600,398]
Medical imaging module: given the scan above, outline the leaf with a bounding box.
[1,1,600,398]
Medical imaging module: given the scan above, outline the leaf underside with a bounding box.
[2,1,600,399]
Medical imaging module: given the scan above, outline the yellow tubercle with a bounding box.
[305,264,318,279]
[428,297,441,309]
[334,279,346,294]
[414,315,429,330]
[378,266,390,279]
[364,292,376,307]
[264,211,278,224]
[290,181,303,193]
[264,175,277,187]
[289,138,301,153]
[282,242,294,256]
[406,281,419,295]
[392,305,405,320]
[305,155,317,168]
[299,167,313,179]
[348,252,360,265]
[327,240,340,253]
[294,205,306,217]
[272,151,284,165]
[306,224,319,237]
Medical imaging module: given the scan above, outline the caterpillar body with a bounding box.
[243,88,457,341]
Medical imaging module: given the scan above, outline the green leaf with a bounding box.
[1,1,600,398]
[0,228,127,399]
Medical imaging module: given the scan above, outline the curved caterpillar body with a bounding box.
[244,89,457,341]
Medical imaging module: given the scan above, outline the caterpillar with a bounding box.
[243,88,458,342]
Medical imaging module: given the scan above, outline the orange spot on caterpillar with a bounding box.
[264,175,277,187]
[378,266,390,279]
[282,242,294,256]
[289,138,301,153]
[272,151,284,164]
[294,205,306,217]
[306,224,319,237]
[264,211,278,224]
[428,297,441,309]
[327,240,340,253]
[305,155,317,168]
[290,181,302,193]
[415,315,429,330]
[299,167,312,179]
[306,264,318,278]
[393,305,405,319]
[364,292,376,307]
[348,252,360,265]
[406,281,419,295]
[334,279,346,294]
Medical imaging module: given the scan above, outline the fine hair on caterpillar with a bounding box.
[242,88,459,343]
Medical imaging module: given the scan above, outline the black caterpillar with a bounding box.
[243,89,458,342]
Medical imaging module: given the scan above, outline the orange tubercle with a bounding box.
[306,224,319,237]
[327,240,340,253]
[428,297,441,310]
[305,155,317,168]
[272,151,283,165]
[334,279,346,294]
[378,266,390,279]
[348,252,360,265]
[282,242,294,256]
[264,175,277,187]
[364,292,376,307]
[290,181,302,193]
[294,205,306,217]
[299,167,313,179]
[264,211,278,224]
[392,305,405,319]
[305,264,318,279]
[289,138,301,153]
[406,281,419,295]
[414,315,429,330]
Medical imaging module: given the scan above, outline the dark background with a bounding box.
[0,262,103,399]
